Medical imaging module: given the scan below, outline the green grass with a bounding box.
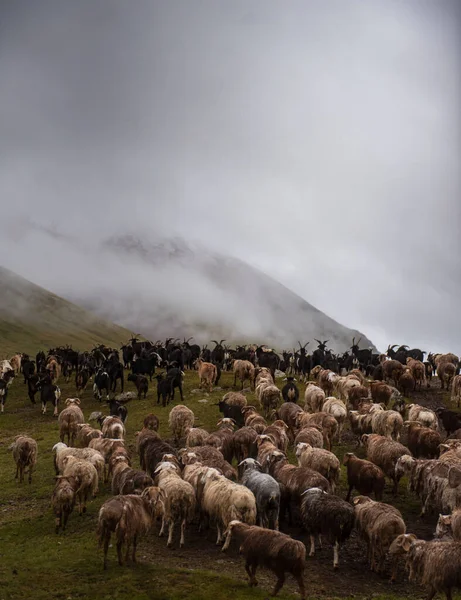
[0,368,458,600]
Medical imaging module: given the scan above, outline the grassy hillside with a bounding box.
[0,267,134,356]
[1,363,455,599]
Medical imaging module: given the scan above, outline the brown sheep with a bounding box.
[168,405,195,444]
[353,495,406,574]
[62,455,99,514]
[76,424,103,447]
[406,358,427,390]
[233,360,255,390]
[58,398,85,446]
[97,487,165,568]
[362,433,412,494]
[343,453,385,501]
[233,427,258,463]
[398,367,415,396]
[405,421,441,459]
[51,475,78,533]
[369,382,396,407]
[195,359,217,392]
[296,412,338,451]
[143,413,159,431]
[348,385,371,409]
[224,520,306,599]
[438,362,456,391]
[382,360,404,386]
[294,426,324,449]
[9,435,38,484]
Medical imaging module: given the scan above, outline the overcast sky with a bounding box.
[1,0,460,353]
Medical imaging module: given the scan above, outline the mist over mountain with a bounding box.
[62,233,375,352]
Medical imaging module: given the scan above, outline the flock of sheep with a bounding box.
[6,349,461,600]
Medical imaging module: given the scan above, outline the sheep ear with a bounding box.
[402,536,414,552]
[255,461,262,468]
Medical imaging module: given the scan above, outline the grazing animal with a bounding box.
[58,398,85,446]
[9,435,38,483]
[224,520,306,599]
[127,373,148,399]
[93,369,111,402]
[52,475,78,533]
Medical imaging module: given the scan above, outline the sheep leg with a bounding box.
[272,571,285,597]
[245,561,258,586]
[333,541,339,569]
[132,535,137,563]
[346,485,353,502]
[28,466,33,484]
[318,534,323,549]
[216,524,223,545]
[15,463,19,480]
[116,540,124,566]
[309,535,315,557]
[443,588,452,600]
[55,516,61,534]
[167,520,174,548]
[295,573,306,599]
[103,533,110,570]
[180,518,186,548]
[125,541,131,563]
[222,528,232,551]
[159,516,166,537]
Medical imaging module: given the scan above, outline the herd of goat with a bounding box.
[4,337,461,600]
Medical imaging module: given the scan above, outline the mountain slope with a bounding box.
[68,235,375,352]
[0,266,133,355]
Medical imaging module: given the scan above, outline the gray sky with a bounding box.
[1,0,460,353]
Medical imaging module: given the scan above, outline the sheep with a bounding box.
[223,520,306,599]
[451,375,461,408]
[140,437,177,477]
[405,421,441,459]
[318,369,340,397]
[198,469,257,550]
[404,538,461,600]
[263,420,289,453]
[233,427,258,463]
[295,442,340,492]
[218,391,247,426]
[322,397,347,439]
[9,435,38,484]
[300,487,355,569]
[239,458,280,529]
[258,384,282,418]
[97,487,165,569]
[99,415,125,440]
[435,508,461,541]
[185,427,210,447]
[195,358,217,392]
[207,419,235,463]
[353,495,406,574]
[58,398,84,446]
[180,446,237,480]
[46,358,61,383]
[168,405,195,445]
[127,373,148,399]
[111,457,154,496]
[233,360,255,390]
[143,413,159,431]
[153,461,196,548]
[435,407,461,436]
[382,359,405,386]
[371,409,404,440]
[257,435,279,467]
[349,409,374,438]
[294,426,324,449]
[369,382,397,408]
[9,353,22,374]
[53,442,105,482]
[242,406,267,433]
[334,375,361,402]
[304,383,325,413]
[438,361,456,391]
[76,423,103,447]
[407,403,438,430]
[266,450,330,523]
[388,533,418,582]
[61,455,98,515]
[343,453,385,501]
[275,402,303,435]
[51,475,78,533]
[346,385,370,409]
[88,437,126,463]
[406,357,427,390]
[296,411,338,451]
[362,433,412,494]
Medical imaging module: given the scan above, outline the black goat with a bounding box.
[155,374,172,407]
[0,379,8,413]
[217,400,245,427]
[106,398,128,423]
[22,359,36,383]
[39,375,61,416]
[281,377,299,403]
[435,407,461,436]
[93,368,111,402]
[27,374,40,404]
[108,361,124,393]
